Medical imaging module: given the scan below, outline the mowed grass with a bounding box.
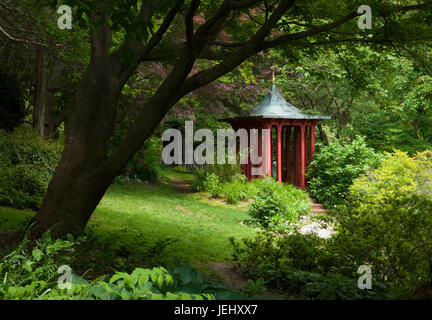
[90,181,255,264]
[0,169,256,265]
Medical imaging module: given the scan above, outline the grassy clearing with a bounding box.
[0,169,257,268]
[90,182,255,265]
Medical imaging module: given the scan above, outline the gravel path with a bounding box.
[297,216,334,239]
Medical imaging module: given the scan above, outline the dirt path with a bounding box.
[169,178,192,194]
[209,262,284,299]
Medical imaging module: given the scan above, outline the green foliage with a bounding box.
[230,231,394,300]
[192,162,244,198]
[248,177,310,229]
[0,233,250,300]
[0,125,62,209]
[221,178,253,205]
[402,75,432,142]
[71,224,180,275]
[0,125,62,179]
[0,163,46,210]
[308,136,383,208]
[193,168,311,216]
[194,170,257,205]
[201,162,243,183]
[78,263,252,300]
[123,136,162,183]
[193,165,282,207]
[272,267,393,300]
[192,170,222,198]
[350,109,432,156]
[0,232,81,300]
[230,231,328,275]
[240,278,266,298]
[71,265,217,300]
[331,150,432,287]
[0,69,25,131]
[172,166,188,173]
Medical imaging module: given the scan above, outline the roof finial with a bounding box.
[271,70,275,85]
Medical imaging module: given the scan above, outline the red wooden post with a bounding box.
[285,126,291,184]
[243,126,249,180]
[247,129,252,180]
[300,124,306,189]
[305,125,309,168]
[234,124,246,177]
[277,124,282,182]
[257,128,263,178]
[264,124,272,177]
[309,124,316,164]
[293,126,299,187]
[305,125,310,186]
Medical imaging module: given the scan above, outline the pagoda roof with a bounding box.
[222,85,330,121]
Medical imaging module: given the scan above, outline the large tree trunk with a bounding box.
[30,66,122,237]
[30,57,173,237]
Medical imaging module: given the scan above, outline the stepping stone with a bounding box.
[309,198,327,215]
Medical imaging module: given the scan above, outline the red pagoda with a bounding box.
[222,85,330,189]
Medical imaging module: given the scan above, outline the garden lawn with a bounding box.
[1,170,256,265]
[90,183,255,264]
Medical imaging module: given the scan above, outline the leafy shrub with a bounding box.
[192,170,222,198]
[0,125,62,179]
[0,234,250,300]
[230,231,394,299]
[123,136,161,183]
[231,231,329,275]
[0,232,81,300]
[193,169,259,204]
[0,162,47,210]
[308,136,382,208]
[230,151,432,299]
[69,264,217,300]
[71,263,254,300]
[222,180,252,204]
[0,69,25,131]
[248,177,310,228]
[347,109,432,155]
[0,125,62,209]
[273,266,394,300]
[202,162,242,183]
[330,150,432,288]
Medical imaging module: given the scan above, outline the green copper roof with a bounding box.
[250,85,330,120]
[224,85,330,121]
